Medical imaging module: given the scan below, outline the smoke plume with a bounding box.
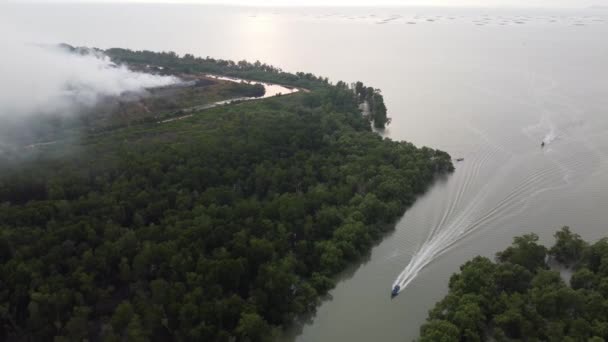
[0,42,178,118]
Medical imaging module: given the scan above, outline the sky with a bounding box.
[3,0,605,8]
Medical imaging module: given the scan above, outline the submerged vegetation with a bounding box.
[420,227,608,342]
[0,49,451,341]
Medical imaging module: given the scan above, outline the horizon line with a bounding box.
[1,1,594,9]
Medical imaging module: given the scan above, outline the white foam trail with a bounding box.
[391,64,603,295]
[391,161,563,293]
[392,166,497,290]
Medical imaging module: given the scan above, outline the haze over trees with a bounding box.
[420,227,608,342]
[0,50,451,341]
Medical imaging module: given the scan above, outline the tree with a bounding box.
[64,306,91,340]
[111,301,135,334]
[496,233,547,271]
[570,268,598,290]
[235,313,271,342]
[550,226,587,266]
[419,320,460,342]
[126,314,149,342]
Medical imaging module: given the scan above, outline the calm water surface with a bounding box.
[3,5,608,341]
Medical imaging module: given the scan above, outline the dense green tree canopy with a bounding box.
[420,226,608,342]
[0,52,452,341]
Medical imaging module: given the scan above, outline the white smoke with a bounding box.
[0,41,179,118]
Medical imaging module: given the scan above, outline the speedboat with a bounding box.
[391,285,400,298]
[456,158,464,162]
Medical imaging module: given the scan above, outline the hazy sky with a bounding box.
[4,0,604,8]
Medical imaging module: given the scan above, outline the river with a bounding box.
[2,4,608,341]
[159,75,298,123]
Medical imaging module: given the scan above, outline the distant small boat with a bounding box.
[391,285,400,298]
[541,141,545,148]
[456,158,464,162]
